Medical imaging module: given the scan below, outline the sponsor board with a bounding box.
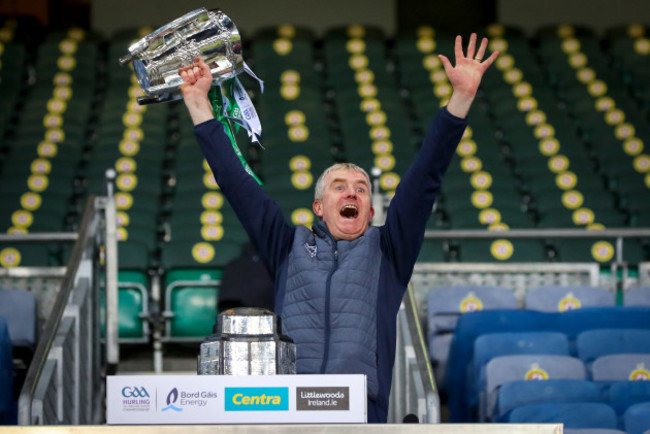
[107,374,366,424]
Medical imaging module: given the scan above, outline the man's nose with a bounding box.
[344,186,357,197]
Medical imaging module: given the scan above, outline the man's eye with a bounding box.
[335,185,344,190]
[357,188,365,193]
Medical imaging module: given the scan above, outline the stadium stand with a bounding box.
[1,10,650,430]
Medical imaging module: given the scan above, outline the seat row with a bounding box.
[437,304,650,424]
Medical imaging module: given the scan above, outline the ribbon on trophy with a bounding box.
[209,64,264,185]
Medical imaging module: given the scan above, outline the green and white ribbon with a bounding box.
[209,62,264,185]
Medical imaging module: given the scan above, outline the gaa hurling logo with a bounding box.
[162,388,182,412]
[121,386,151,411]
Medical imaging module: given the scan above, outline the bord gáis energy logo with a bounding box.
[162,388,182,412]
[225,387,288,411]
[160,387,218,412]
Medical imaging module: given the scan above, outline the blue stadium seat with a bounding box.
[496,379,601,421]
[0,316,16,424]
[427,285,517,383]
[592,354,650,381]
[625,287,650,307]
[606,380,650,417]
[444,307,650,422]
[0,289,37,361]
[505,402,618,429]
[623,402,650,434]
[564,430,626,434]
[472,331,571,420]
[525,285,615,312]
[576,329,650,366]
[485,354,587,420]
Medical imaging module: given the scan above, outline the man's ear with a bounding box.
[369,206,375,223]
[313,200,323,218]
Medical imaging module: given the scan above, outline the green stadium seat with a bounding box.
[100,270,150,342]
[163,268,221,340]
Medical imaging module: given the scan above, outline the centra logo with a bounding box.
[225,387,288,411]
[121,386,149,398]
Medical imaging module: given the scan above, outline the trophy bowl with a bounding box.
[119,7,244,104]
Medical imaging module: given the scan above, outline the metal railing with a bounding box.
[390,285,440,424]
[14,196,114,425]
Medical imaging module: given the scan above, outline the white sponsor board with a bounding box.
[107,374,366,424]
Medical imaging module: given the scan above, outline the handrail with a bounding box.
[0,233,78,242]
[17,197,99,425]
[405,283,439,423]
[424,228,650,239]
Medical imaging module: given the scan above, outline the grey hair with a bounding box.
[314,162,372,201]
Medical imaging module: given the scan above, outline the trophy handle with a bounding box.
[118,53,134,65]
[136,93,184,105]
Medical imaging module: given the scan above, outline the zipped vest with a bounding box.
[281,221,382,398]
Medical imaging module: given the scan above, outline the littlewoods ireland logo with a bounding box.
[296,387,349,411]
[225,387,288,411]
[162,388,182,412]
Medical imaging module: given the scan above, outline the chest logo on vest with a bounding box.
[304,242,317,258]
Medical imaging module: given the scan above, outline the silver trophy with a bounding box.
[119,7,244,104]
[198,307,296,376]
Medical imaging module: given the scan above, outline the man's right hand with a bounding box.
[179,57,215,125]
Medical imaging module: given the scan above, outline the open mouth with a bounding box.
[340,205,359,218]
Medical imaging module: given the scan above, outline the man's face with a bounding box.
[313,168,374,241]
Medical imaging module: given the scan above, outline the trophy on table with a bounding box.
[198,307,296,376]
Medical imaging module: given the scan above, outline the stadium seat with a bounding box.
[606,380,650,416]
[445,307,650,422]
[472,331,571,420]
[495,378,601,421]
[625,287,650,307]
[427,285,517,383]
[563,430,626,434]
[0,316,16,424]
[623,402,650,434]
[484,354,587,420]
[591,353,650,381]
[163,269,221,340]
[100,271,150,342]
[576,329,650,366]
[524,285,615,312]
[504,402,618,429]
[0,289,37,362]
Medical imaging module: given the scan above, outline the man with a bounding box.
[180,33,498,423]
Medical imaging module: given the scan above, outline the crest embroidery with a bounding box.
[304,242,317,258]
